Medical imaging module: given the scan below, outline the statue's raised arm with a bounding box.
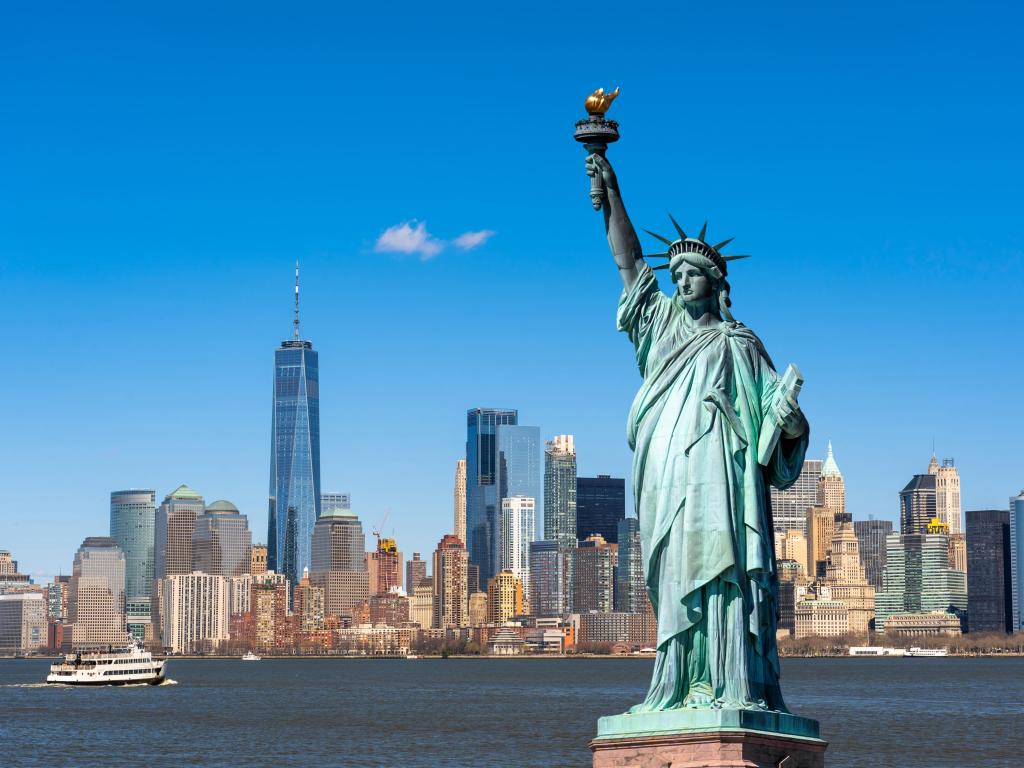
[585,154,643,287]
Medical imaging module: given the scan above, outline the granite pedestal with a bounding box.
[590,709,827,768]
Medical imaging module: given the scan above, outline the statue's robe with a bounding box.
[618,263,808,711]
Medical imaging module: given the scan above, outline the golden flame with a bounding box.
[584,86,619,115]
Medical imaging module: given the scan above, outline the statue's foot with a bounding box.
[682,683,714,709]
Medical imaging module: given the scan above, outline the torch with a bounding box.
[574,87,620,211]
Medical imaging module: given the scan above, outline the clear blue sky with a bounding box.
[2,2,1022,581]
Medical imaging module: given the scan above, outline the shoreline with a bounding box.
[6,652,1024,661]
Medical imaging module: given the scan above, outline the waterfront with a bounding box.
[3,657,1022,767]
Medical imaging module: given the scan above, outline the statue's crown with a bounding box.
[643,215,750,276]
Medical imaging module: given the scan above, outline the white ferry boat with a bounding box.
[241,651,261,661]
[47,639,166,686]
[905,646,948,657]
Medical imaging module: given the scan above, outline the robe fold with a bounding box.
[617,262,808,711]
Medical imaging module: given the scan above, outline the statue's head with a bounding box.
[643,217,751,322]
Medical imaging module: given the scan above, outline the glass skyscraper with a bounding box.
[1010,491,1024,632]
[109,489,155,605]
[268,267,321,587]
[496,424,541,559]
[466,408,517,590]
[543,435,577,550]
[577,475,626,544]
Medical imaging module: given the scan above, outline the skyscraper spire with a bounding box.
[293,260,300,339]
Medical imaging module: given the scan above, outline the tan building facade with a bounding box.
[487,570,523,624]
[433,534,469,629]
[930,456,962,535]
[794,598,849,638]
[820,522,875,634]
[250,544,268,576]
[806,505,835,579]
[454,459,467,545]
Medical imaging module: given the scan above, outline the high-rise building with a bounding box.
[468,591,488,626]
[930,456,962,534]
[310,507,369,619]
[577,475,626,544]
[0,593,47,654]
[966,509,1012,634]
[544,435,577,550]
[948,533,967,573]
[900,468,937,535]
[321,493,351,515]
[268,263,322,587]
[109,489,156,616]
[406,553,427,593]
[155,485,205,581]
[47,576,71,621]
[499,496,535,604]
[817,442,845,517]
[409,578,434,628]
[775,530,809,578]
[432,534,468,629]
[854,519,894,590]
[875,530,967,630]
[250,544,268,576]
[192,501,253,578]
[454,459,467,545]
[367,538,402,595]
[496,424,541,524]
[770,459,823,535]
[573,534,614,614]
[466,408,518,589]
[1012,491,1024,633]
[806,505,835,579]
[293,569,325,632]
[819,521,875,634]
[0,550,16,574]
[69,537,128,648]
[529,540,571,618]
[615,518,646,614]
[161,572,229,654]
[487,570,523,624]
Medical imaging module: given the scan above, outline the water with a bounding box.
[2,657,1021,767]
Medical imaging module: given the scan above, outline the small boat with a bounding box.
[241,651,261,661]
[905,647,948,657]
[47,638,165,685]
[406,654,419,660]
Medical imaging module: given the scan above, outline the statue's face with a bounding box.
[675,264,715,304]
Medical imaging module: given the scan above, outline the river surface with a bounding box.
[2,656,1021,767]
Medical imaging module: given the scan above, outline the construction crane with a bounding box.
[372,510,391,551]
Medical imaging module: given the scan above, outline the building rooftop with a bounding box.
[820,441,842,478]
[205,500,240,514]
[166,484,203,500]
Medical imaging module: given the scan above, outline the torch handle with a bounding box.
[585,142,608,211]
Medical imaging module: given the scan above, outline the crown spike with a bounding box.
[722,254,751,262]
[643,229,674,246]
[644,252,670,259]
[668,214,687,240]
[698,221,708,241]
[711,237,734,251]
[652,263,671,271]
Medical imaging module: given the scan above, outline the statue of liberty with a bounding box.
[584,152,809,714]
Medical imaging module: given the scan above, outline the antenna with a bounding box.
[293,260,300,339]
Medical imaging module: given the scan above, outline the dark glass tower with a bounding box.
[466,408,517,590]
[966,509,1012,633]
[268,263,321,586]
[577,475,626,543]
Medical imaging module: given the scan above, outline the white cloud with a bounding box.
[453,229,496,250]
[374,221,444,260]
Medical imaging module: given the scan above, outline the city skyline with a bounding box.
[3,5,1023,581]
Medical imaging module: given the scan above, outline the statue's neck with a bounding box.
[682,297,720,327]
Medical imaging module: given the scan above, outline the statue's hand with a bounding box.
[585,153,619,196]
[775,394,807,439]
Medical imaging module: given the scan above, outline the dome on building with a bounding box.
[820,441,842,478]
[205,500,240,514]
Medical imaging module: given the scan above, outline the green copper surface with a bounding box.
[583,147,811,733]
[595,709,821,741]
